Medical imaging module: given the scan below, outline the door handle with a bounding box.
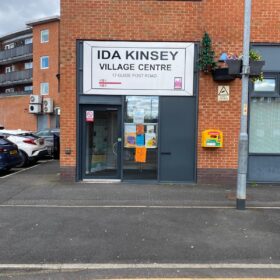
[161,152,171,155]
[112,139,122,156]
[112,142,118,156]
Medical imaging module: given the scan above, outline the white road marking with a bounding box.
[0,263,280,270]
[108,279,278,280]
[0,205,279,209]
[0,160,52,179]
[0,164,39,179]
[107,279,278,280]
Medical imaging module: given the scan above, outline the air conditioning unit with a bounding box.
[43,98,54,113]
[30,94,42,104]
[29,104,42,114]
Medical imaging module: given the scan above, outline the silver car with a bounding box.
[35,128,60,156]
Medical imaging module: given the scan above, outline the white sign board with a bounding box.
[83,41,194,96]
[218,85,230,102]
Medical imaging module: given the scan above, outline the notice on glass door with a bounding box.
[136,135,145,146]
[136,124,144,135]
[124,124,136,148]
[86,110,94,122]
[135,147,147,163]
[145,133,157,148]
[146,125,155,133]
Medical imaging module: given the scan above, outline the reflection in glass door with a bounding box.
[83,107,121,179]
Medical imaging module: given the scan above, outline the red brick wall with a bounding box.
[60,0,280,175]
[32,20,60,125]
[0,96,36,130]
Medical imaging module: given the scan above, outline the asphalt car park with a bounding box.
[0,159,51,178]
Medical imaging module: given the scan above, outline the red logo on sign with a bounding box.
[99,79,122,87]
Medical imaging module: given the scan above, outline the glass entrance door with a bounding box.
[83,106,121,179]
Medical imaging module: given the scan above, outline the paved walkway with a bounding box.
[0,160,279,279]
[0,160,279,208]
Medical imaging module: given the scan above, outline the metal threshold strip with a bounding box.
[82,179,121,183]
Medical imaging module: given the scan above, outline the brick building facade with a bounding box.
[27,17,60,129]
[60,0,280,183]
[0,16,60,131]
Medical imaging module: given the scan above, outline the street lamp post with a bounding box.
[236,0,252,210]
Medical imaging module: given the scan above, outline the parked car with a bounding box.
[0,136,22,171]
[0,130,48,167]
[34,128,60,157]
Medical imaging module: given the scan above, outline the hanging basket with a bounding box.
[212,68,235,82]
[249,60,265,76]
[226,60,242,75]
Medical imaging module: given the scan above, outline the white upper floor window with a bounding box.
[40,82,49,95]
[40,56,49,69]
[25,38,33,45]
[24,85,33,92]
[25,62,33,69]
[41,29,49,43]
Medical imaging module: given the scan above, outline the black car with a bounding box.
[0,136,22,171]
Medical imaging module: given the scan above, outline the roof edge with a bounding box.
[0,28,32,41]
[26,15,60,27]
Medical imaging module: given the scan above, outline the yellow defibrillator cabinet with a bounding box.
[202,130,223,148]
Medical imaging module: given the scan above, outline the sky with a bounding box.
[0,0,60,37]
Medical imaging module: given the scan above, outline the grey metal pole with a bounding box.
[236,0,252,210]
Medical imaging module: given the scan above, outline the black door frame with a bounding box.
[80,105,122,180]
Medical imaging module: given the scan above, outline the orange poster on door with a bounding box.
[135,147,147,163]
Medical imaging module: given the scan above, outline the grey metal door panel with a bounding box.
[248,155,280,182]
[159,97,196,182]
[37,114,48,131]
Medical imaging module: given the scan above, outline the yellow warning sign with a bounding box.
[218,85,230,101]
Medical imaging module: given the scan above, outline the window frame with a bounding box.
[24,38,33,45]
[40,82,49,95]
[249,96,280,155]
[40,56,49,69]
[249,72,280,155]
[24,62,33,70]
[250,72,279,98]
[40,29,49,43]
[24,85,33,92]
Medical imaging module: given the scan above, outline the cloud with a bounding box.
[0,0,60,36]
